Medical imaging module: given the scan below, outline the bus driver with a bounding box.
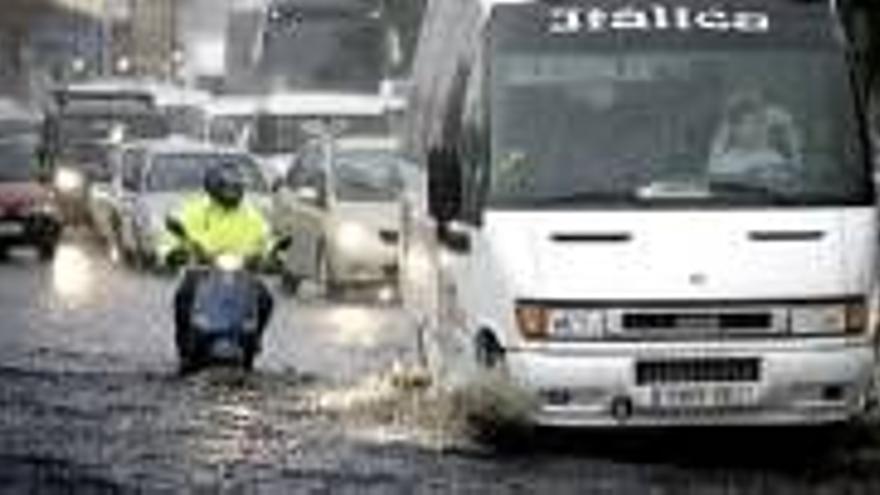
[708,91,802,181]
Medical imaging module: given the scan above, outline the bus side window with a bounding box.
[460,40,489,225]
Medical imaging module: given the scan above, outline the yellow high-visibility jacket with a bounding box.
[161,194,270,260]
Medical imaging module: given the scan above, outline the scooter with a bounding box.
[165,217,291,373]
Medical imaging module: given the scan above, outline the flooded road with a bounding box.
[3,235,880,493]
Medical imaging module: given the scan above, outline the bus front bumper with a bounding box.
[500,339,876,427]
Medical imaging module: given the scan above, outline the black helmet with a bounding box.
[204,162,245,209]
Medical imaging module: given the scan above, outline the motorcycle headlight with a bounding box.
[54,167,85,193]
[216,254,245,272]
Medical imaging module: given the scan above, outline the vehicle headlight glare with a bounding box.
[27,202,59,217]
[336,222,370,252]
[216,254,245,272]
[54,168,84,193]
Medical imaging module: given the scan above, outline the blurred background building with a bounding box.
[0,0,428,102]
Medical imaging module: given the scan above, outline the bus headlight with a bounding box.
[789,302,866,335]
[845,302,868,335]
[54,167,85,193]
[516,305,549,340]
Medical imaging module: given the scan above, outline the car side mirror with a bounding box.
[165,217,187,239]
[427,147,462,224]
[273,235,293,253]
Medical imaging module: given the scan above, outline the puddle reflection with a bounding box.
[51,244,95,305]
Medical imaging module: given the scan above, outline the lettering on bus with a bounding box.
[549,5,771,34]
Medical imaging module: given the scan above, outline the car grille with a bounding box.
[636,358,761,385]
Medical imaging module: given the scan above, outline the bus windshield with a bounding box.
[489,49,871,208]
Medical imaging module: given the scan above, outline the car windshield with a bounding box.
[57,106,169,145]
[145,153,267,192]
[333,149,405,202]
[208,115,254,147]
[0,136,39,182]
[249,114,390,154]
[490,49,870,207]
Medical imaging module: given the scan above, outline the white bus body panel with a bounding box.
[403,207,878,426]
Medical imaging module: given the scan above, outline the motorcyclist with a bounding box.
[163,161,274,371]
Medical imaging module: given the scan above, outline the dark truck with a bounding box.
[42,83,170,224]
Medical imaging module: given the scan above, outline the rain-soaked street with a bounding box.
[4,233,880,493]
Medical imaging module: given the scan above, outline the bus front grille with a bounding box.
[622,312,773,332]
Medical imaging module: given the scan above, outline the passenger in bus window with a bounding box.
[708,91,802,182]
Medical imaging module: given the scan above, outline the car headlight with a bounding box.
[216,254,245,272]
[789,302,866,335]
[515,305,607,341]
[54,168,85,193]
[336,221,371,252]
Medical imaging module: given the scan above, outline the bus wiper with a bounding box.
[708,180,797,204]
[526,191,641,205]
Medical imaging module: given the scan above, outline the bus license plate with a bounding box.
[0,222,22,235]
[650,385,756,409]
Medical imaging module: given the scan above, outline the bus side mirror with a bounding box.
[427,147,462,224]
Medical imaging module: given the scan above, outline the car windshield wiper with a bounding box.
[708,180,798,205]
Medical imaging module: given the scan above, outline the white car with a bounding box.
[89,136,270,267]
[272,136,414,299]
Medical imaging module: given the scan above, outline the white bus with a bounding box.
[400,0,880,427]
